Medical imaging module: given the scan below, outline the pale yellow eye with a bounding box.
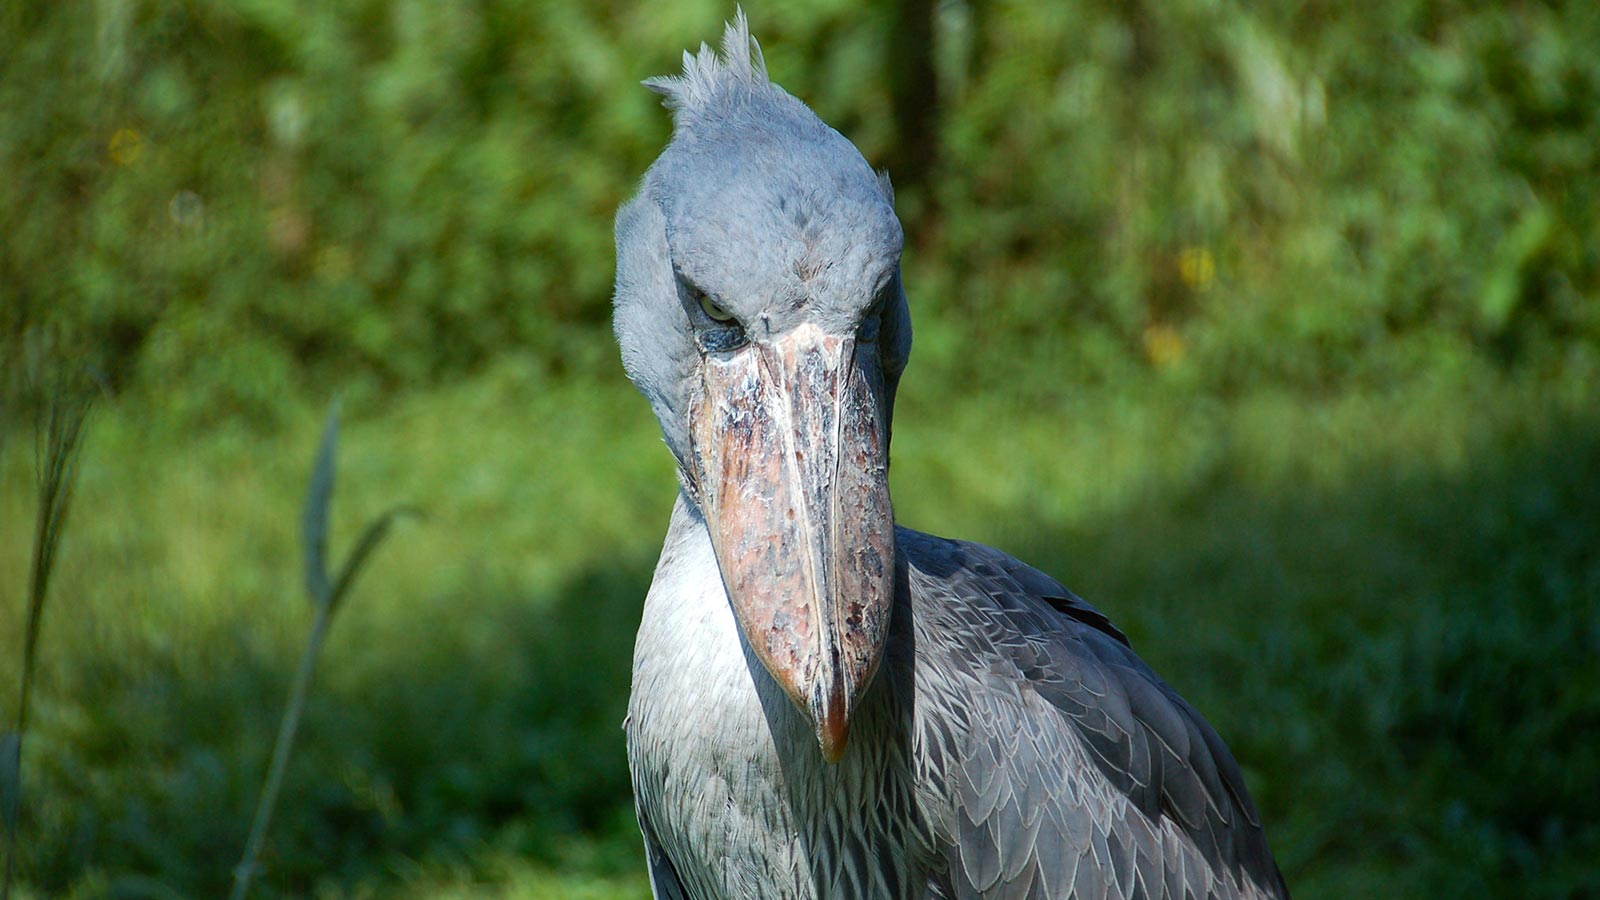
[698,291,736,323]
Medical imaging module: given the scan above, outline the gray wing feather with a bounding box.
[638,806,690,900]
[900,529,1288,900]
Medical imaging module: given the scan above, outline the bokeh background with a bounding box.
[3,0,1598,897]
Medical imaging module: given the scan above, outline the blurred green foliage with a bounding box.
[1,0,1598,898]
[4,0,1597,418]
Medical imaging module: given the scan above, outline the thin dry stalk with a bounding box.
[3,391,93,900]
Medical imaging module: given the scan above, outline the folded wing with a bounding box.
[901,531,1289,900]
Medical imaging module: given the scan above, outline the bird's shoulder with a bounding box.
[895,527,1129,646]
[892,527,1288,899]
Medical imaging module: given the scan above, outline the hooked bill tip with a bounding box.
[817,686,852,764]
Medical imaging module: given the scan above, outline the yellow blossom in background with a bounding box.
[1178,246,1216,292]
[315,244,355,281]
[1143,323,1187,369]
[108,127,144,166]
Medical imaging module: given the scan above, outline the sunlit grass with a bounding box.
[0,365,675,898]
[0,352,1595,897]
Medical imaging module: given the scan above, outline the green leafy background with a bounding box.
[2,0,1597,897]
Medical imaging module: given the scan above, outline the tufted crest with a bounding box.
[643,9,770,126]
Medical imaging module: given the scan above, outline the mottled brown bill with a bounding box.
[688,323,895,763]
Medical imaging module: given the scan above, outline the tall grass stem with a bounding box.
[3,392,93,900]
[228,401,411,900]
[227,606,334,900]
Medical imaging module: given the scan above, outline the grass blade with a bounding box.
[328,505,419,617]
[21,394,90,728]
[302,399,341,609]
[0,731,13,900]
[228,607,332,900]
[5,389,93,900]
[230,399,410,900]
[0,731,17,847]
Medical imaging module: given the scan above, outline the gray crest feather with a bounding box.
[643,9,769,125]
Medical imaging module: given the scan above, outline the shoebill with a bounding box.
[613,14,1289,900]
